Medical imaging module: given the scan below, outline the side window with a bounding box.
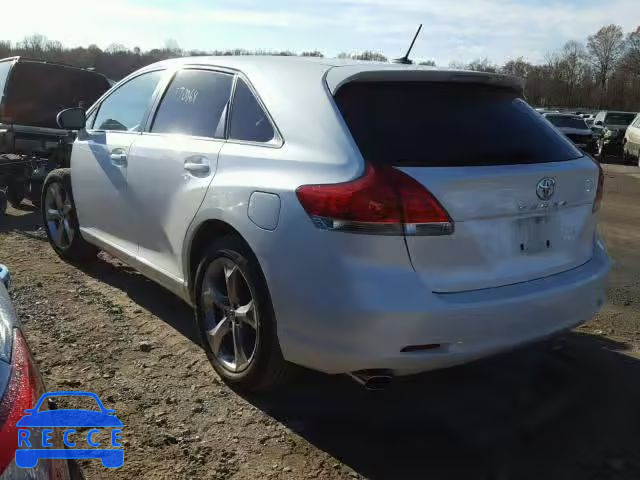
[151,69,233,138]
[93,70,163,132]
[229,78,275,143]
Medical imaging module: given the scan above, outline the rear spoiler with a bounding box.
[325,65,525,95]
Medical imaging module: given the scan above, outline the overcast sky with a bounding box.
[4,0,640,65]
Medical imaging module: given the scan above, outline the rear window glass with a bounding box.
[334,82,582,167]
[151,69,233,139]
[604,112,636,126]
[1,61,110,128]
[0,61,12,100]
[546,115,587,129]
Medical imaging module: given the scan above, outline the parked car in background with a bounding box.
[623,114,640,166]
[44,57,609,391]
[543,113,597,154]
[593,110,637,157]
[0,264,72,479]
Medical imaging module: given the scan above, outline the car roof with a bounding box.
[142,55,525,94]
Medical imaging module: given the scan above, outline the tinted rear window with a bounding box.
[0,61,12,100]
[334,82,582,166]
[604,113,636,126]
[546,115,588,129]
[1,61,110,128]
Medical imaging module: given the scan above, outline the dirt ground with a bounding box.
[1,162,639,480]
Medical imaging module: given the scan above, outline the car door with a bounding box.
[72,69,165,255]
[126,68,234,287]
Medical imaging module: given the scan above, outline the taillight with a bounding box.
[296,164,453,235]
[593,159,604,213]
[0,330,40,474]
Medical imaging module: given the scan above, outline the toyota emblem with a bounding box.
[536,177,556,201]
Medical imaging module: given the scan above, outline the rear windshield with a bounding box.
[334,81,582,166]
[546,115,587,129]
[1,61,111,128]
[604,113,636,126]
[0,60,12,100]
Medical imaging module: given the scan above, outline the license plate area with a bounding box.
[517,215,552,254]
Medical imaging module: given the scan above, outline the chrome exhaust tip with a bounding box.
[347,370,394,391]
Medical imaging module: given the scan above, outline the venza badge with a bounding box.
[536,177,556,201]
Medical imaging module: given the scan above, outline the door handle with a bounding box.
[109,150,127,167]
[184,156,210,175]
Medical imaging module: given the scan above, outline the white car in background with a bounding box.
[43,57,610,390]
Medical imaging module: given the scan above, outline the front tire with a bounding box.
[42,169,98,263]
[194,235,295,391]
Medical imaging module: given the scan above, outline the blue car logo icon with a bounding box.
[15,391,124,468]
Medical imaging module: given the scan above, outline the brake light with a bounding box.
[296,164,453,235]
[593,159,604,213]
[0,330,40,473]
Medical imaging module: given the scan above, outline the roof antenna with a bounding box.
[392,24,422,65]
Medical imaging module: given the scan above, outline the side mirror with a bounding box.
[594,120,603,126]
[57,108,86,130]
[0,264,11,289]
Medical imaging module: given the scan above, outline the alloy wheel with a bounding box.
[44,182,75,249]
[200,257,258,373]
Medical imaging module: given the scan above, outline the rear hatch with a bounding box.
[0,59,111,129]
[334,79,599,292]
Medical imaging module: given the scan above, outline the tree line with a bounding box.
[1,24,638,111]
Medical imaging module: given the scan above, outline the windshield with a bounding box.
[546,115,588,129]
[334,81,582,167]
[605,113,636,126]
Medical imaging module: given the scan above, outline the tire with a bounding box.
[194,235,296,391]
[6,181,26,208]
[41,169,98,263]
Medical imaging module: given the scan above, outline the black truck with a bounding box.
[0,57,110,213]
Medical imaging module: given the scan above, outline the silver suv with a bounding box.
[45,57,610,390]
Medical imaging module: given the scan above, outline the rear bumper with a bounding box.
[279,240,610,375]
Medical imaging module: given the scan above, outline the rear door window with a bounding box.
[334,81,582,167]
[151,69,233,139]
[229,78,275,143]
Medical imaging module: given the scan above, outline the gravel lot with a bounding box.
[1,163,639,480]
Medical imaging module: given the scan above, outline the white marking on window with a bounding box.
[175,87,199,104]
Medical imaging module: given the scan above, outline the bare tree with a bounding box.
[622,26,640,76]
[587,24,625,90]
[466,57,498,73]
[501,57,532,78]
[351,51,387,62]
[164,38,182,56]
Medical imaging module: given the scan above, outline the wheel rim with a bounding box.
[44,182,75,249]
[200,258,258,373]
